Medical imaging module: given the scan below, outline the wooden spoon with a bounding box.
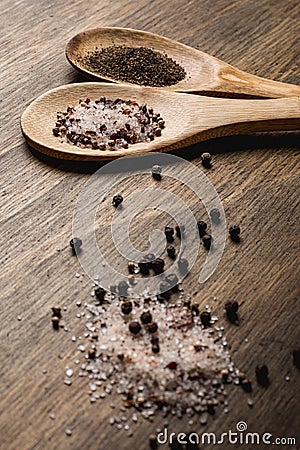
[21,82,300,161]
[66,27,300,99]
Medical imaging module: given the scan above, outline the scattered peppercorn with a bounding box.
[140,311,152,324]
[149,434,158,449]
[152,165,162,180]
[51,316,60,330]
[293,349,300,369]
[51,306,61,318]
[240,377,252,393]
[166,361,177,370]
[118,281,129,297]
[201,152,212,168]
[209,208,220,224]
[94,287,106,303]
[197,220,207,238]
[225,301,239,325]
[88,348,96,359]
[178,257,189,275]
[167,246,176,259]
[147,322,158,333]
[175,224,185,239]
[152,258,165,274]
[129,321,141,335]
[229,225,241,243]
[128,262,136,274]
[81,46,186,87]
[159,281,171,300]
[112,194,123,207]
[139,259,150,275]
[152,344,160,353]
[207,400,215,415]
[165,273,179,292]
[255,365,270,387]
[164,226,174,243]
[200,311,211,328]
[151,336,159,346]
[202,234,212,250]
[69,237,82,255]
[121,301,133,315]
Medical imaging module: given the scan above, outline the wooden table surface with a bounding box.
[0,1,299,449]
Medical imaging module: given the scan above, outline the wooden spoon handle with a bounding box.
[215,66,300,99]
[197,97,300,141]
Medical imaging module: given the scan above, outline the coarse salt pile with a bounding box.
[52,97,165,151]
[71,287,237,423]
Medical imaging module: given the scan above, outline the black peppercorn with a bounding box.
[197,220,207,238]
[202,234,212,250]
[51,306,61,318]
[149,434,158,449]
[152,344,160,353]
[210,208,220,224]
[240,378,252,393]
[152,165,162,180]
[255,365,270,387]
[178,257,189,275]
[175,224,185,239]
[191,304,199,316]
[151,336,159,346]
[140,311,152,324]
[147,322,158,333]
[139,259,150,275]
[152,258,165,274]
[207,400,215,415]
[129,321,141,335]
[225,301,239,324]
[293,349,300,370]
[94,287,106,303]
[70,237,82,255]
[167,246,176,259]
[159,281,171,300]
[165,273,179,292]
[201,152,212,168]
[128,261,136,274]
[164,226,174,243]
[88,348,96,359]
[229,225,241,243]
[200,311,211,327]
[121,301,133,315]
[144,253,156,268]
[51,316,60,330]
[112,194,123,207]
[118,281,129,297]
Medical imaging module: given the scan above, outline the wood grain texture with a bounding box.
[21,82,300,160]
[66,27,300,98]
[0,1,299,450]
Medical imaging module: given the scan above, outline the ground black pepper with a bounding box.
[81,46,186,87]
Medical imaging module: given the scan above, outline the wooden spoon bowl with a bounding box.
[21,82,300,161]
[66,27,300,99]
